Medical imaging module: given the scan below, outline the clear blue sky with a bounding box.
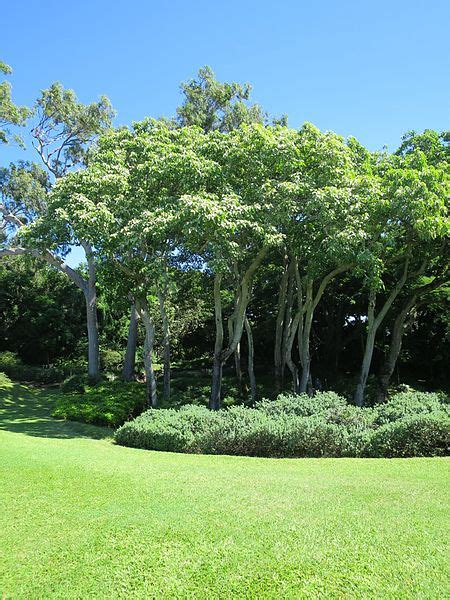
[2,0,449,263]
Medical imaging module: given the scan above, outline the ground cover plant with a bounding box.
[0,375,449,598]
[52,379,146,427]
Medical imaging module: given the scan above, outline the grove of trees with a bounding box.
[1,63,449,409]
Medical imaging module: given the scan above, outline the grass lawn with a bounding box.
[1,377,449,598]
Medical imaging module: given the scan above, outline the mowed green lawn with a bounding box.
[1,377,449,599]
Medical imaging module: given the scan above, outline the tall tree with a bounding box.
[176,65,268,133]
[0,60,29,145]
[1,84,114,380]
[354,145,449,405]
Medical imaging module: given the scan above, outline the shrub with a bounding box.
[115,406,350,458]
[100,349,123,374]
[53,380,146,427]
[0,351,67,383]
[374,391,450,425]
[363,414,450,458]
[0,351,23,377]
[0,372,14,390]
[61,374,88,394]
[255,391,347,417]
[115,389,450,458]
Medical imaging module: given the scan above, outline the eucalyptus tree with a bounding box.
[0,60,29,145]
[354,145,449,405]
[176,65,267,133]
[1,84,114,380]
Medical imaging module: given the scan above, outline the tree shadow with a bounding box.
[0,381,112,440]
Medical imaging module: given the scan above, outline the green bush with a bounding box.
[363,414,450,458]
[0,352,27,379]
[115,389,450,458]
[53,380,146,427]
[100,349,123,373]
[374,391,449,425]
[0,351,68,383]
[255,391,347,417]
[115,406,349,458]
[61,374,88,394]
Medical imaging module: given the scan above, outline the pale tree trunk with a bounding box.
[210,273,224,410]
[209,248,267,410]
[285,310,301,394]
[136,298,157,408]
[228,315,244,395]
[0,242,101,381]
[122,303,138,381]
[299,280,314,393]
[82,242,100,382]
[274,256,289,391]
[284,258,302,393]
[244,316,257,402]
[298,265,352,394]
[376,303,413,403]
[354,289,377,407]
[354,260,410,406]
[376,275,445,402]
[281,266,295,387]
[158,290,171,402]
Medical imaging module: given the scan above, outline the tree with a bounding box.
[272,125,371,394]
[0,60,29,145]
[0,255,85,364]
[48,121,220,406]
[354,145,449,405]
[1,84,114,380]
[177,125,285,408]
[176,66,267,133]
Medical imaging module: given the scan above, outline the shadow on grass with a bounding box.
[0,381,112,440]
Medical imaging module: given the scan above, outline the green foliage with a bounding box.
[53,380,146,427]
[364,414,450,457]
[176,65,267,133]
[0,351,65,383]
[0,60,30,145]
[374,390,449,425]
[32,82,115,177]
[116,390,449,458]
[60,374,88,394]
[100,348,123,373]
[0,257,86,364]
[255,391,347,417]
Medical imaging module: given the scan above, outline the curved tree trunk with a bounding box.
[244,316,257,403]
[210,273,224,410]
[376,276,445,403]
[83,243,100,382]
[122,303,138,381]
[136,298,157,408]
[0,243,101,381]
[281,266,295,388]
[228,316,244,395]
[354,260,410,406]
[209,248,267,410]
[158,291,171,402]
[274,257,289,391]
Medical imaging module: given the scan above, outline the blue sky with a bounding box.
[2,0,449,264]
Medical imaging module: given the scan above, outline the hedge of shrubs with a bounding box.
[115,391,450,458]
[53,380,146,427]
